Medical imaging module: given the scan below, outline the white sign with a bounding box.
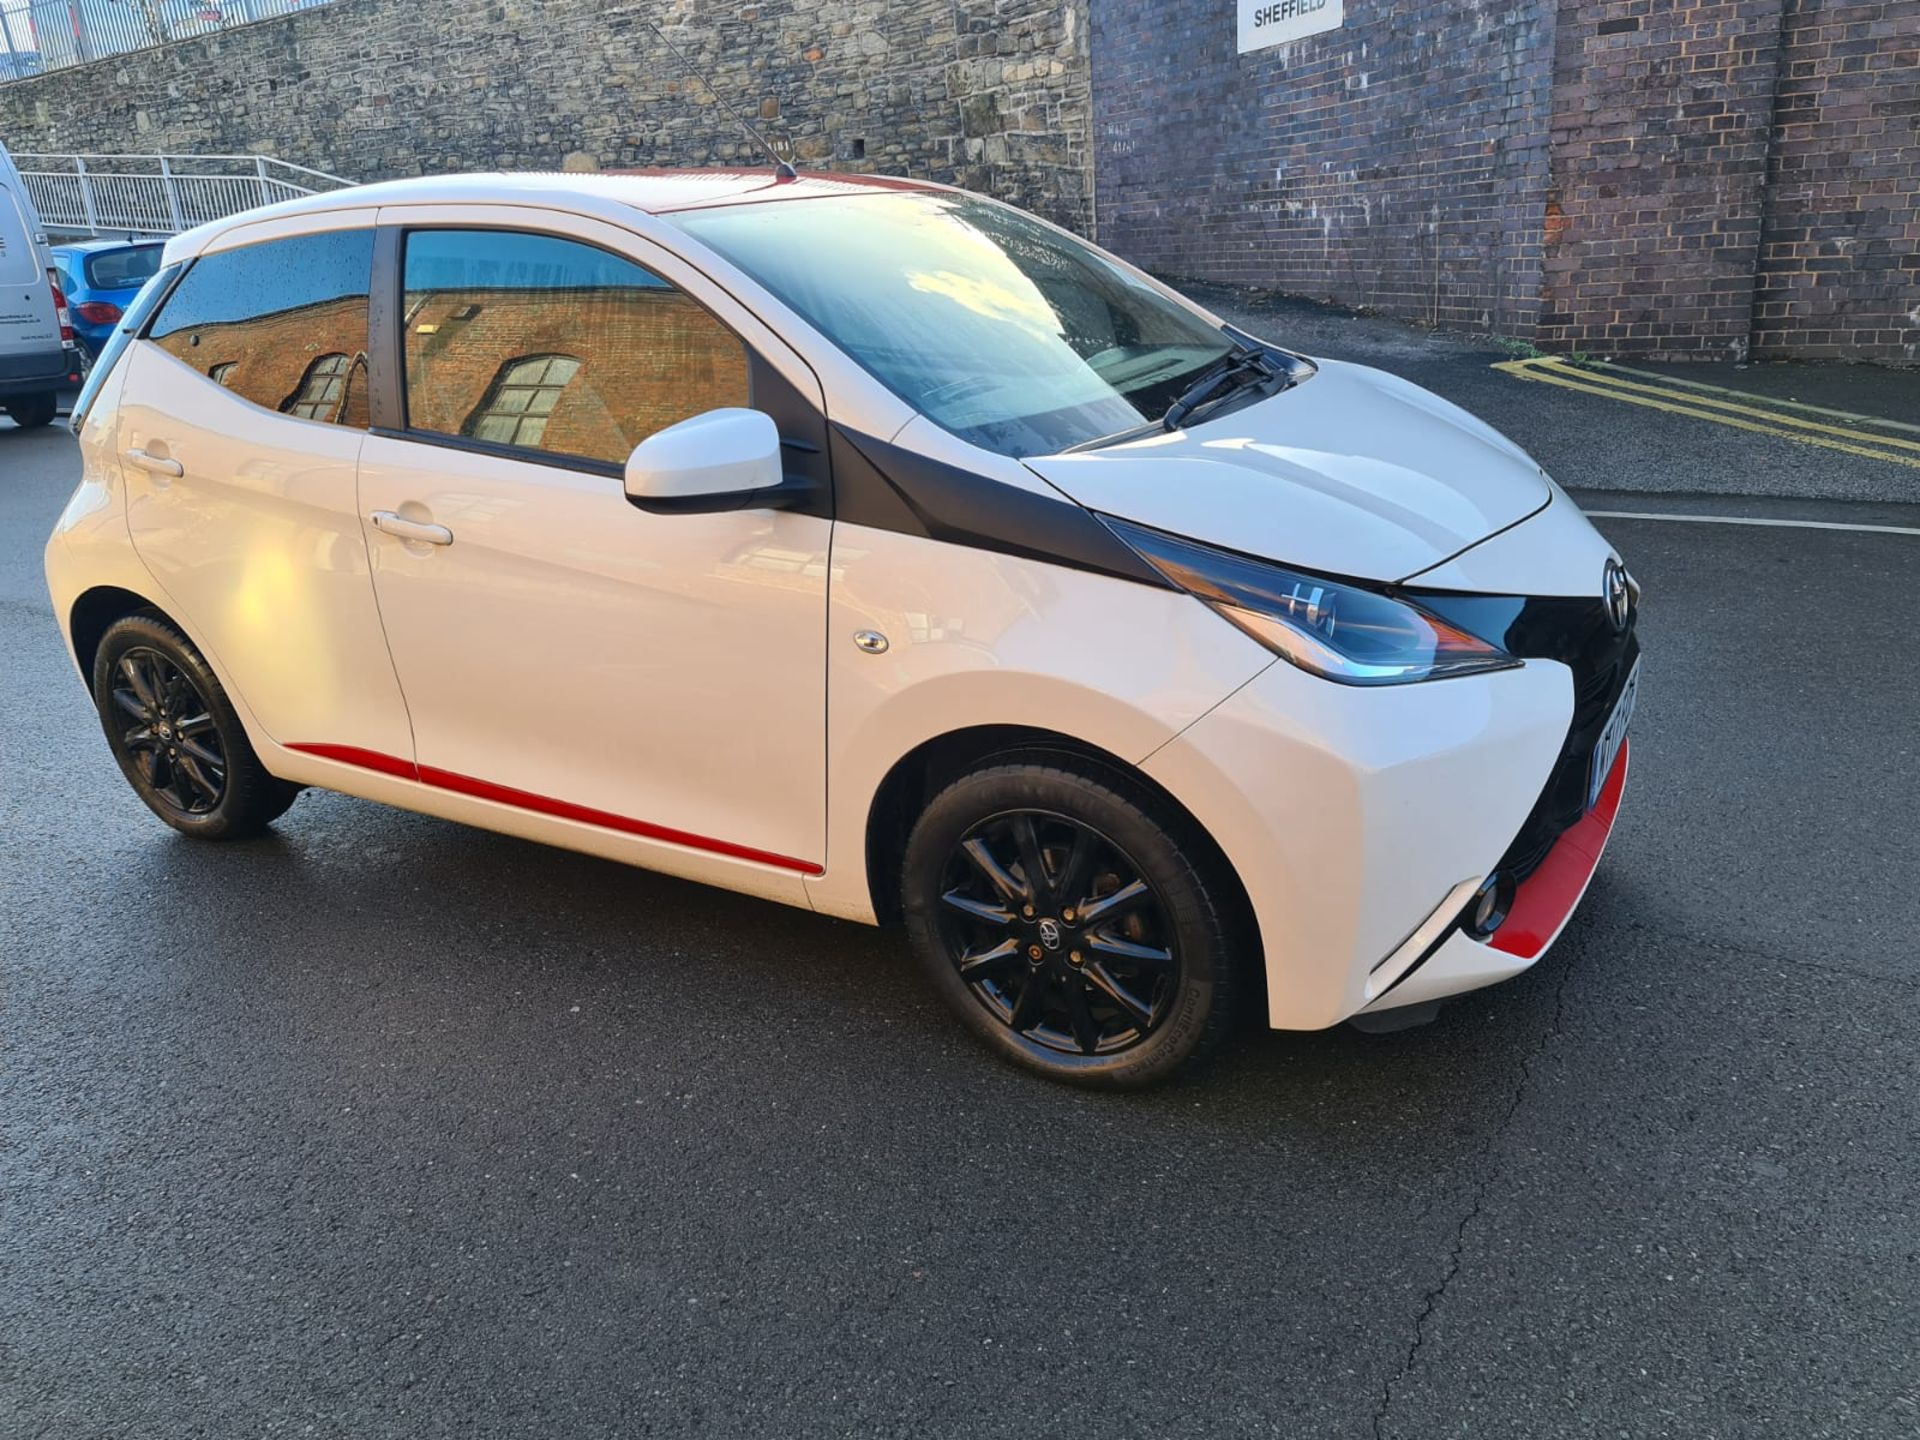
[1238,0,1344,53]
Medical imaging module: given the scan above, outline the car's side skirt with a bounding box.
[286,743,824,875]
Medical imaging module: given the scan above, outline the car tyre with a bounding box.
[5,393,58,429]
[902,754,1242,1088]
[92,614,301,839]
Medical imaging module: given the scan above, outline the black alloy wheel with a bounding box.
[109,645,228,817]
[937,810,1177,1057]
[93,613,301,839]
[903,756,1241,1088]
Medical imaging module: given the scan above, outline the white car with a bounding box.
[46,171,1639,1086]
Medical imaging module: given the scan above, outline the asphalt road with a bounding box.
[4,353,1919,1437]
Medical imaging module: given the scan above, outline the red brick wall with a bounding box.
[1540,0,1789,360]
[1752,0,1920,361]
[1095,0,1561,340]
[1098,0,1917,363]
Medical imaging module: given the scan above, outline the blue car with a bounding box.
[49,238,169,361]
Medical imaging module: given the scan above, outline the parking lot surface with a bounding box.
[3,341,1918,1436]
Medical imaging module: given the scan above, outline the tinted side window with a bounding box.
[148,229,374,428]
[402,230,750,468]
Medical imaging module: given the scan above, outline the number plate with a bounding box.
[1587,657,1641,809]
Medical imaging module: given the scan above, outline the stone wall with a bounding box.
[0,0,1093,233]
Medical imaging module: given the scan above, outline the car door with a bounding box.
[114,215,417,764]
[354,212,832,891]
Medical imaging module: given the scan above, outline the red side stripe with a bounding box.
[286,742,420,781]
[285,743,824,876]
[1488,740,1629,959]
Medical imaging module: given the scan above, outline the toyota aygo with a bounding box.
[47,171,1639,1086]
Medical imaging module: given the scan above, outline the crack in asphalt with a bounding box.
[1369,941,1582,1440]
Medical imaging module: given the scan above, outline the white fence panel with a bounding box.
[16,153,355,237]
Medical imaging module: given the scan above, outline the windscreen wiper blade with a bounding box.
[1160,345,1282,432]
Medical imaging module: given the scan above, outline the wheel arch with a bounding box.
[69,584,172,683]
[861,725,1262,992]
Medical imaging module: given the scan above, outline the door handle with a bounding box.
[125,447,183,478]
[369,510,454,547]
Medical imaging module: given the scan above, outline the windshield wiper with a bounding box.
[1160,344,1283,432]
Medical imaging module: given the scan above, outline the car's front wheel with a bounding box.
[902,755,1244,1088]
[92,614,301,839]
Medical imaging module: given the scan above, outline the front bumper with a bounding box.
[1356,739,1629,1015]
[1142,654,1574,1029]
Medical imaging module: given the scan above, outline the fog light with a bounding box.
[1467,872,1515,938]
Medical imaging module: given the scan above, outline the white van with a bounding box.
[0,142,77,429]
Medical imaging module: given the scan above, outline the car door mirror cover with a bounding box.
[624,407,795,513]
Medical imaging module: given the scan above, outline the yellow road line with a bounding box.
[1491,360,1920,471]
[1590,361,1920,437]
[1498,356,1920,455]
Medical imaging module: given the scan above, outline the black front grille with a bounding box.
[1411,589,1639,880]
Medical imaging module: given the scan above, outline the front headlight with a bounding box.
[1104,518,1520,686]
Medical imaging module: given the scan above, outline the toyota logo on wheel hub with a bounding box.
[1037,918,1063,950]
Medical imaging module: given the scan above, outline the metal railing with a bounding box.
[17,152,356,235]
[1,0,339,81]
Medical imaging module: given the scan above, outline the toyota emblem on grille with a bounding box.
[1604,559,1631,633]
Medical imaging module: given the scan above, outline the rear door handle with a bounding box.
[124,448,183,478]
[369,510,454,547]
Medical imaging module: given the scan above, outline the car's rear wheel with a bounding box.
[902,755,1242,1088]
[4,393,58,430]
[92,615,300,839]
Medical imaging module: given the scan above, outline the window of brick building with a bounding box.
[282,352,358,423]
[147,228,374,428]
[464,354,581,447]
[401,229,750,469]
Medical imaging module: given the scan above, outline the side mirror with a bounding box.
[623,407,800,514]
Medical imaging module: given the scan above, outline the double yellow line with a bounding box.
[1493,356,1920,471]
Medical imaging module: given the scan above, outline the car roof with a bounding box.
[166,169,951,260]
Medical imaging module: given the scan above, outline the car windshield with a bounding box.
[671,193,1237,457]
[86,245,165,290]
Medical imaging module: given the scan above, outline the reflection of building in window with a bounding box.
[282,353,355,421]
[209,362,237,387]
[463,354,581,448]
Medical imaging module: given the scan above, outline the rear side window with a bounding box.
[70,261,184,433]
[86,245,165,290]
[149,229,374,428]
[401,229,750,468]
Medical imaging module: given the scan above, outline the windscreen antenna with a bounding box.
[644,18,798,180]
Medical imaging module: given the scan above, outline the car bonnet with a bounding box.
[1022,358,1553,583]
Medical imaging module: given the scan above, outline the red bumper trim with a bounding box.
[285,743,825,876]
[1487,740,1629,959]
